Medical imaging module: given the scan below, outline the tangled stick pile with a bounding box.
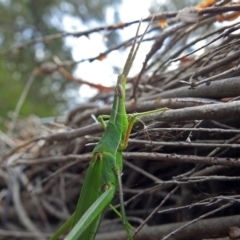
[1,2,240,240]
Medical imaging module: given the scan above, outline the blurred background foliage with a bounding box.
[0,0,200,131]
[0,0,121,130]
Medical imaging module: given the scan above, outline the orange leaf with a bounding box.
[97,54,107,61]
[216,12,240,22]
[180,56,195,65]
[195,0,216,9]
[158,19,168,28]
[115,22,126,29]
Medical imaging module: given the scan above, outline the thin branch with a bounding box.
[162,202,233,240]
[123,152,240,167]
[96,215,240,240]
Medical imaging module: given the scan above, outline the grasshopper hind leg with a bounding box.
[116,169,133,240]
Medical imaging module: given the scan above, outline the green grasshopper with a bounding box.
[50,16,167,240]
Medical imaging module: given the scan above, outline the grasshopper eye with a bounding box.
[116,83,125,99]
